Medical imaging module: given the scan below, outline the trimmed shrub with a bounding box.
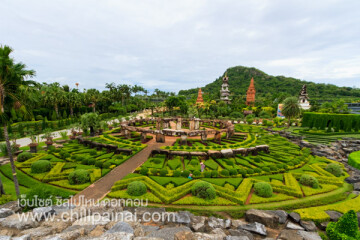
[89,149,97,156]
[221,169,230,176]
[326,210,360,239]
[152,158,162,164]
[300,174,319,189]
[238,169,246,177]
[193,170,201,177]
[95,161,103,168]
[190,159,199,166]
[127,181,147,196]
[325,163,343,177]
[229,169,237,176]
[88,158,96,165]
[203,171,212,178]
[151,168,159,175]
[191,181,216,200]
[68,169,90,185]
[211,170,218,178]
[254,168,261,173]
[81,158,88,165]
[173,170,181,177]
[21,186,55,211]
[31,160,52,173]
[254,182,273,198]
[139,167,148,175]
[17,152,33,162]
[160,168,168,177]
[181,170,190,178]
[263,167,271,172]
[246,169,254,174]
[103,162,111,169]
[349,151,360,170]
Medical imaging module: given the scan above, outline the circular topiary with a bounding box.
[191,181,216,200]
[325,163,343,177]
[103,162,112,169]
[31,160,52,173]
[300,174,319,189]
[254,182,273,198]
[68,169,90,185]
[139,167,148,175]
[160,168,168,177]
[221,169,230,176]
[17,152,33,162]
[95,161,103,168]
[127,181,147,196]
[173,170,181,177]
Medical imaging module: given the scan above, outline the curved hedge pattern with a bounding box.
[302,113,360,131]
[349,151,360,170]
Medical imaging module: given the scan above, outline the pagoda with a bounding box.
[299,84,311,110]
[196,88,204,104]
[246,77,256,106]
[220,72,231,104]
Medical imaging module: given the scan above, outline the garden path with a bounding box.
[71,136,176,203]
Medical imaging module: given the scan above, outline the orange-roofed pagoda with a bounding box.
[196,88,204,104]
[246,77,256,106]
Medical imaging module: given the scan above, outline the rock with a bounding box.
[0,201,21,213]
[221,149,234,158]
[0,208,14,218]
[299,220,317,232]
[52,204,76,215]
[0,236,11,240]
[245,209,279,228]
[297,230,322,240]
[20,226,53,238]
[228,229,254,240]
[210,228,226,238]
[140,225,160,235]
[99,232,134,240]
[286,222,304,230]
[206,216,231,230]
[225,237,250,240]
[147,226,192,240]
[190,216,206,232]
[175,211,193,225]
[63,225,96,235]
[106,221,134,234]
[32,206,56,221]
[277,230,302,240]
[289,212,301,223]
[72,215,111,227]
[239,222,267,236]
[175,232,224,240]
[268,210,288,224]
[1,214,39,230]
[231,219,246,228]
[89,225,105,237]
[135,207,166,219]
[44,228,85,240]
[318,222,329,231]
[41,216,72,232]
[12,235,31,240]
[326,211,343,222]
[134,238,164,240]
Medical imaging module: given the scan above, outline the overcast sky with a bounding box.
[1,0,360,93]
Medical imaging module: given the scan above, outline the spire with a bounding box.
[196,88,204,103]
[246,77,256,106]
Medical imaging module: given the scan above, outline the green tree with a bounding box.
[0,45,36,197]
[85,89,101,112]
[282,97,301,127]
[42,83,65,117]
[80,112,100,136]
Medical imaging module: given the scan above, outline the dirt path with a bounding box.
[72,137,175,203]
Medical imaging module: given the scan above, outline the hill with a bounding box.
[178,66,360,100]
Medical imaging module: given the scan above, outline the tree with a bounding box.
[0,45,36,197]
[165,96,188,116]
[80,112,100,136]
[66,90,82,116]
[282,97,301,127]
[85,89,101,112]
[42,83,65,117]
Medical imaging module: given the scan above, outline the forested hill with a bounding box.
[178,66,360,100]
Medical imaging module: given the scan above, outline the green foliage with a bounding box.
[127,181,147,196]
[325,163,343,177]
[17,152,33,162]
[95,161,103,168]
[254,182,273,198]
[80,112,100,134]
[282,97,301,121]
[302,113,360,132]
[173,170,181,177]
[21,186,56,211]
[191,181,216,200]
[140,167,148,175]
[68,169,90,185]
[31,160,52,173]
[349,151,360,170]
[181,170,190,178]
[326,210,360,240]
[300,174,319,189]
[103,162,112,169]
[221,169,230,176]
[160,168,168,177]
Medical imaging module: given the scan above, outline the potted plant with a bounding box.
[28,131,38,153]
[42,128,54,150]
[10,133,21,151]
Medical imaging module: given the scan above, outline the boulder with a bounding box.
[175,211,193,225]
[190,216,206,232]
[231,219,246,228]
[134,238,164,240]
[12,235,31,240]
[0,236,11,240]
[72,215,111,226]
[225,237,250,240]
[325,211,343,222]
[318,222,329,231]
[267,210,288,224]
[147,226,192,240]
[174,231,223,240]
[20,226,53,238]
[299,220,317,232]
[1,214,39,230]
[99,232,134,240]
[245,209,279,228]
[239,222,267,236]
[106,221,134,234]
[297,230,321,240]
[289,212,301,223]
[32,206,56,221]
[206,216,231,230]
[221,149,234,158]
[277,230,302,240]
[228,229,254,240]
[210,228,226,238]
[0,208,14,218]
[207,150,222,159]
[286,222,304,230]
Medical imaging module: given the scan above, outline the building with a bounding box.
[246,77,256,106]
[220,72,231,104]
[299,84,311,110]
[196,88,204,104]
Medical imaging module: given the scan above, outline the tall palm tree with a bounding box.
[67,90,81,116]
[282,97,301,127]
[0,45,36,198]
[42,83,65,117]
[85,89,101,112]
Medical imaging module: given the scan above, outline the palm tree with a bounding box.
[282,97,301,127]
[67,90,81,116]
[85,89,101,112]
[42,83,65,117]
[0,45,36,198]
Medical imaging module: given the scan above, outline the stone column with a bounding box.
[194,119,200,130]
[180,135,187,145]
[176,118,182,130]
[124,129,131,139]
[215,132,221,144]
[201,132,207,142]
[163,121,169,129]
[156,119,162,130]
[140,132,147,142]
[189,120,195,130]
[156,133,165,143]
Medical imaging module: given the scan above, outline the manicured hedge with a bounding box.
[17,152,33,162]
[68,169,90,185]
[302,112,360,131]
[349,151,360,170]
[127,181,147,196]
[191,181,216,200]
[254,182,273,198]
[31,160,52,173]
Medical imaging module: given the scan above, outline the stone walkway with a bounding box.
[71,136,175,203]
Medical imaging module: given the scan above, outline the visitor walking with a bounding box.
[188,173,193,179]
[200,161,205,172]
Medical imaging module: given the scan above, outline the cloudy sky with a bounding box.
[1,0,360,92]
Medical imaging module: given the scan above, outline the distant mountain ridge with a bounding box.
[178,66,360,100]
